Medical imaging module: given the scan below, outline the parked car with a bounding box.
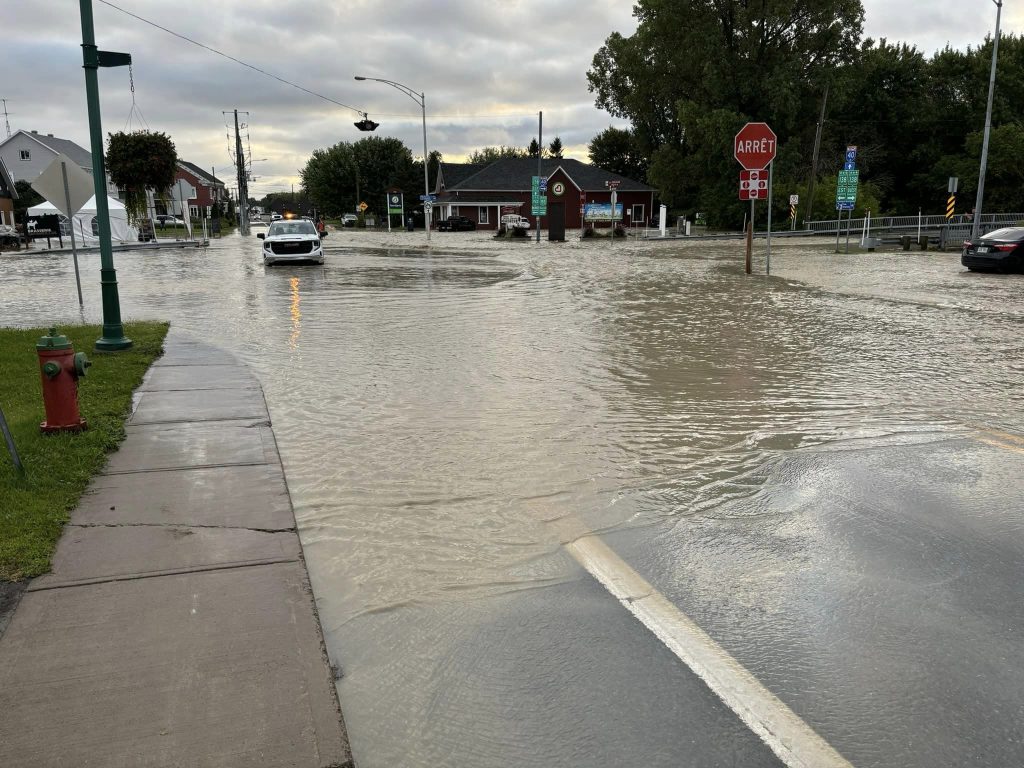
[271,213,283,221]
[961,227,1024,273]
[258,219,325,265]
[436,216,476,232]
[500,214,530,230]
[155,214,184,227]
[342,213,358,227]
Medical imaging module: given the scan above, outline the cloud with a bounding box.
[1,0,1017,193]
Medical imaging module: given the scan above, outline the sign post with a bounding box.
[834,146,859,253]
[734,122,778,275]
[32,153,93,307]
[789,194,799,231]
[946,176,959,221]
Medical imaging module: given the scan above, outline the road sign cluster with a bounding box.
[836,146,859,211]
[735,123,777,202]
[531,176,547,216]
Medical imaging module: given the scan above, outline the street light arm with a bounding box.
[354,76,423,106]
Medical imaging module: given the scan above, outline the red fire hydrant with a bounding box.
[37,328,91,434]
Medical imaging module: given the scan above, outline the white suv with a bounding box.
[258,219,325,265]
[500,214,530,230]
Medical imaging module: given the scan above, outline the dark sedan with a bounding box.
[436,216,476,232]
[962,227,1024,273]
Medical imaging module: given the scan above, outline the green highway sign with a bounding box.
[531,175,547,215]
[836,169,859,209]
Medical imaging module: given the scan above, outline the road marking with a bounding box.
[564,532,854,768]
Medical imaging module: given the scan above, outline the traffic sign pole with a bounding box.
[766,160,773,275]
[746,200,754,275]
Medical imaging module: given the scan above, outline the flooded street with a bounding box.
[3,233,1024,767]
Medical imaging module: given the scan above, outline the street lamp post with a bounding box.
[972,0,1003,241]
[79,0,132,350]
[354,76,431,243]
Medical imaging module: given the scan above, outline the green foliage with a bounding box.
[589,1,1024,224]
[106,131,177,226]
[527,139,541,158]
[466,145,528,164]
[588,127,648,182]
[13,180,43,220]
[0,322,168,581]
[548,136,564,158]
[300,136,418,216]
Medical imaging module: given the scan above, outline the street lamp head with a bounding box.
[354,76,366,81]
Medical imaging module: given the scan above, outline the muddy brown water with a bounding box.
[2,235,1023,767]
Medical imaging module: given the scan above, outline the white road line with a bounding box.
[565,534,854,768]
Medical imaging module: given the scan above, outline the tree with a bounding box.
[467,145,527,164]
[527,139,541,158]
[106,130,177,225]
[588,127,648,181]
[548,137,564,158]
[588,0,865,224]
[301,136,417,215]
[13,180,43,220]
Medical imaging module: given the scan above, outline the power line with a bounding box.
[96,0,365,115]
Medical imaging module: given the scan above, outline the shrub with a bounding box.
[613,225,626,237]
[581,226,595,238]
[106,131,177,226]
[510,226,528,238]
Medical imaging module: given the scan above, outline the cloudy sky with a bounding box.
[2,0,1019,198]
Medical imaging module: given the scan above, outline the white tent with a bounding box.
[27,195,138,244]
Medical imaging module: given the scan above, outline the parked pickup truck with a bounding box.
[436,216,477,232]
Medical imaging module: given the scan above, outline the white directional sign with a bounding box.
[31,154,95,217]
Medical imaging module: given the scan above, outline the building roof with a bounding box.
[177,160,224,187]
[9,130,95,170]
[452,157,654,193]
[433,191,528,205]
[0,157,17,199]
[435,162,487,191]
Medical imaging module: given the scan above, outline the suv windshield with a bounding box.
[268,221,317,236]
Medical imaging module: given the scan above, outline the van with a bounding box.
[500,214,530,230]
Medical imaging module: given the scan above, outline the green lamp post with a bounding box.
[79,0,132,351]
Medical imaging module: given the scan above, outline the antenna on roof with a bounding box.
[1,99,10,139]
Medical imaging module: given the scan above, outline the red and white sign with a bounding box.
[734,123,778,171]
[739,170,768,200]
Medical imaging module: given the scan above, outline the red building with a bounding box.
[432,158,655,230]
[166,161,227,218]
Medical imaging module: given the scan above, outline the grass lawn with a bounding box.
[0,322,168,581]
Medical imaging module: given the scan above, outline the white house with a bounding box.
[0,129,120,198]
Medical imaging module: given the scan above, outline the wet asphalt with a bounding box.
[1,234,1022,767]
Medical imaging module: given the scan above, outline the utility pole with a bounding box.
[79,0,131,350]
[233,109,249,235]
[973,0,1003,241]
[1,99,11,139]
[804,82,829,228]
[536,111,543,243]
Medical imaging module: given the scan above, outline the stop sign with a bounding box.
[734,123,778,170]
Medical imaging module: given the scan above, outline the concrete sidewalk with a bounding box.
[0,331,351,768]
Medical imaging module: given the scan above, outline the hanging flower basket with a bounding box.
[106,130,177,226]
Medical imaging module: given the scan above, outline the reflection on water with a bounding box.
[289,276,301,349]
[1,235,1022,766]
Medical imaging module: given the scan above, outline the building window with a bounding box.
[19,150,30,161]
[632,204,645,224]
[189,205,199,219]
[479,206,489,224]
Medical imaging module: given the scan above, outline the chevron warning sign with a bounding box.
[946,195,956,220]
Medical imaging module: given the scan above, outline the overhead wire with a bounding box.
[95,0,578,123]
[96,0,365,116]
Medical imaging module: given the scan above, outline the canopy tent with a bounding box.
[27,195,137,244]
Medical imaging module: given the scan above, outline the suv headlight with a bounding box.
[312,240,321,249]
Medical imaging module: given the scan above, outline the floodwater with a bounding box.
[2,234,1023,767]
